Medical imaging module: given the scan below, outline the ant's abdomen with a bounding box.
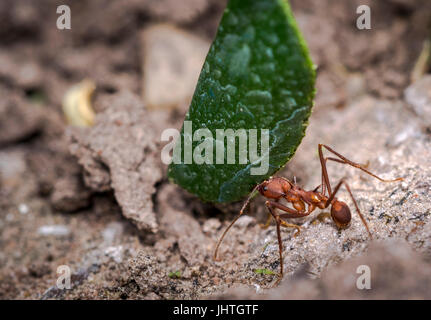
[331,200,351,229]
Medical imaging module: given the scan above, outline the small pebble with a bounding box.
[37,225,70,237]
[18,203,29,215]
[236,215,256,228]
[202,218,221,235]
[104,245,124,263]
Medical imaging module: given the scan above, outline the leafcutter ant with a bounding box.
[213,144,403,281]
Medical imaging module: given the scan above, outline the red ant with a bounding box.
[213,144,403,281]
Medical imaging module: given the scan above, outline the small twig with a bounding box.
[411,38,431,83]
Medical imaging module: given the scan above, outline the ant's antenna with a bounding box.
[213,183,261,261]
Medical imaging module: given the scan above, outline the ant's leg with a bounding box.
[326,179,372,239]
[320,157,331,195]
[265,201,285,279]
[260,199,281,229]
[279,220,301,237]
[265,200,312,280]
[272,200,315,218]
[258,198,307,231]
[326,156,369,168]
[275,218,283,282]
[319,146,334,196]
[269,201,310,218]
[319,157,358,195]
[266,201,307,235]
[319,144,403,187]
[213,183,262,261]
[319,157,356,195]
[313,184,322,193]
[260,212,272,229]
[265,200,319,279]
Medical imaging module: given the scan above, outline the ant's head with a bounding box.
[257,177,290,199]
[331,200,351,229]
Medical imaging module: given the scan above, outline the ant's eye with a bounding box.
[263,186,268,191]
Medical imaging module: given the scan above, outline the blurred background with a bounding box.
[1,0,431,299]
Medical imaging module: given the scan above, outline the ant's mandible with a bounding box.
[213,144,403,281]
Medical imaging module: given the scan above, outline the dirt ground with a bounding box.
[1,0,431,299]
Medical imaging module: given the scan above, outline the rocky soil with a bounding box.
[1,0,431,299]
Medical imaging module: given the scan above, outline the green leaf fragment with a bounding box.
[254,268,276,275]
[168,270,182,279]
[168,0,316,203]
